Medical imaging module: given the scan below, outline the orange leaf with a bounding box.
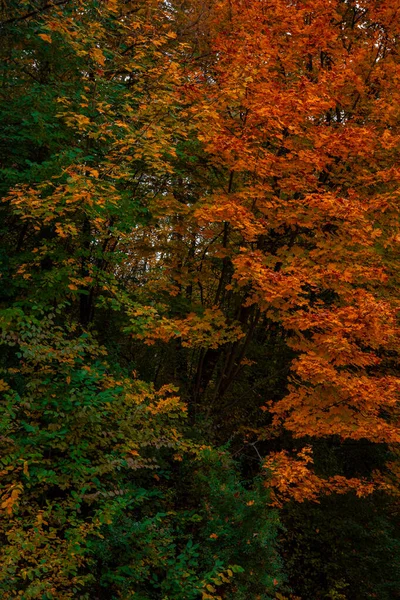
[38,33,52,43]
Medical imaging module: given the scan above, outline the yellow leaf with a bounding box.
[0,379,10,392]
[91,47,105,66]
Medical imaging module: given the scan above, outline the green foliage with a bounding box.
[0,301,282,598]
[89,448,282,600]
[281,493,400,600]
[0,303,192,598]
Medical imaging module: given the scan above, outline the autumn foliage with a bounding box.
[0,1,399,598]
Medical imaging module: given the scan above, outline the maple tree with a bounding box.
[187,0,400,467]
[0,0,399,598]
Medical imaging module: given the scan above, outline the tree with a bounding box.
[0,1,282,598]
[176,0,400,497]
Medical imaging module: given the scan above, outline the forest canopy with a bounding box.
[0,1,399,599]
